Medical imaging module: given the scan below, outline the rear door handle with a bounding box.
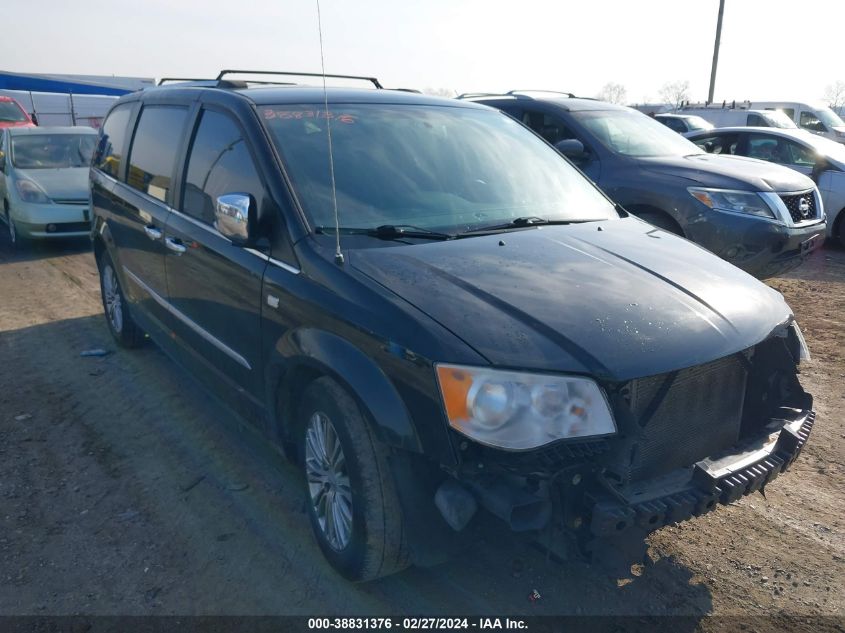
[144,225,162,240]
[165,236,187,255]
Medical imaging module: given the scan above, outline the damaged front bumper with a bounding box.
[589,405,814,539]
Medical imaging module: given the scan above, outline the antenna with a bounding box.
[315,0,344,265]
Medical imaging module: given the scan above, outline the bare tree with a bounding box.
[596,82,627,105]
[824,80,845,111]
[659,80,691,110]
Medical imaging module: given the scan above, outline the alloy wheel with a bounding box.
[305,411,353,551]
[102,264,124,334]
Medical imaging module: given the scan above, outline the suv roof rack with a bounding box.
[216,69,383,89]
[457,89,578,100]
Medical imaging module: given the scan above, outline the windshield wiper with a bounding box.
[315,224,454,241]
[461,216,589,234]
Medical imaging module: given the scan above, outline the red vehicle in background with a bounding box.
[0,96,36,128]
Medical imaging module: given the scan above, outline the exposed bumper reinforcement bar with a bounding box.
[590,409,815,539]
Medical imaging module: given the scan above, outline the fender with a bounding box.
[266,327,424,454]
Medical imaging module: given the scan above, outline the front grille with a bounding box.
[620,355,748,481]
[53,221,91,233]
[51,198,88,206]
[779,191,818,223]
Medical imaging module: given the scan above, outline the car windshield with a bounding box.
[685,116,713,131]
[11,133,96,169]
[572,109,705,157]
[762,111,797,128]
[0,101,28,123]
[817,107,845,129]
[262,104,617,233]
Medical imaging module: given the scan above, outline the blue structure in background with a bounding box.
[0,71,152,96]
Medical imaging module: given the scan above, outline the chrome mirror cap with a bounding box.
[215,193,251,243]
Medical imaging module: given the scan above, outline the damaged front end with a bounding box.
[436,322,815,572]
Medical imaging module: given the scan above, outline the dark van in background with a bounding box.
[463,91,826,278]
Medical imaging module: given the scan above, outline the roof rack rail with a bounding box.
[456,92,501,99]
[157,77,213,86]
[507,89,576,98]
[216,69,382,89]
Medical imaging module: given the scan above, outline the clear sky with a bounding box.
[2,0,843,104]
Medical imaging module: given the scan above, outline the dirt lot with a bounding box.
[0,234,842,626]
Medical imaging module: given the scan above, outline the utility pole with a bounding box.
[708,0,725,104]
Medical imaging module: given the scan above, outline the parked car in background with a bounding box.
[654,113,714,136]
[0,126,97,247]
[463,91,826,278]
[678,106,796,130]
[91,74,816,581]
[749,101,845,143]
[688,126,845,245]
[0,95,35,129]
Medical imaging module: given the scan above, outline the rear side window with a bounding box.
[95,104,132,178]
[181,109,263,225]
[693,134,740,155]
[126,105,188,203]
[747,113,766,126]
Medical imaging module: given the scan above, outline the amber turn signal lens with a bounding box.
[436,365,472,423]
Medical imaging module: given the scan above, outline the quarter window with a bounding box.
[181,109,263,226]
[95,104,132,179]
[126,106,189,203]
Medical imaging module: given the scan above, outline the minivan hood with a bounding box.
[640,153,814,192]
[16,167,89,201]
[351,218,792,382]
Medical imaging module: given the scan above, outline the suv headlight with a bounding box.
[435,364,616,450]
[688,187,776,219]
[15,179,51,204]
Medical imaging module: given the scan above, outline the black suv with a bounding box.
[463,91,826,278]
[91,72,815,580]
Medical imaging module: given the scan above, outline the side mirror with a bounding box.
[214,193,256,245]
[555,139,588,162]
[703,141,715,153]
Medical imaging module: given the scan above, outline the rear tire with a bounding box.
[637,211,683,236]
[97,251,145,348]
[298,376,410,581]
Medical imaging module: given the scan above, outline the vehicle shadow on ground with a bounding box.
[0,231,92,263]
[766,242,845,283]
[0,313,713,620]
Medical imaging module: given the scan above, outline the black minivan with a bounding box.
[91,73,815,580]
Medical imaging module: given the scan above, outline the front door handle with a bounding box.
[144,225,162,240]
[165,236,187,255]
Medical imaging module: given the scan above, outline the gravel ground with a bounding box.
[0,235,842,627]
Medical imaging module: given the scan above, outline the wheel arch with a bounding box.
[624,203,686,236]
[265,328,424,458]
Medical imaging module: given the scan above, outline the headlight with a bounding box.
[688,187,776,219]
[15,179,51,204]
[790,322,811,362]
[435,364,616,450]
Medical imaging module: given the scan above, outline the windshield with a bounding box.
[11,134,96,169]
[0,101,28,123]
[817,107,845,129]
[572,109,705,157]
[262,104,617,233]
[762,111,797,128]
[685,116,713,131]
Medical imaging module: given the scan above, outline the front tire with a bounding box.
[637,211,683,236]
[298,377,410,581]
[97,251,145,348]
[5,210,27,250]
